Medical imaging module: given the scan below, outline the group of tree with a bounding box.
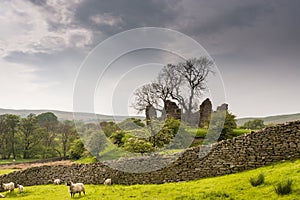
[106,112,238,154]
[108,117,190,154]
[0,112,79,160]
[241,119,265,130]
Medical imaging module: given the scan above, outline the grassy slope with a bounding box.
[0,169,17,175]
[0,108,143,123]
[1,159,300,199]
[188,128,252,138]
[2,108,299,125]
[236,113,300,126]
[0,159,38,164]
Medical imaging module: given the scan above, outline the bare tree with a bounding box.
[133,57,214,123]
[132,83,159,114]
[171,57,214,118]
[132,83,161,126]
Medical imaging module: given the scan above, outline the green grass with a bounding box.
[236,113,300,126]
[187,128,207,138]
[0,169,19,175]
[249,173,265,187]
[1,159,300,199]
[99,143,129,161]
[0,158,37,164]
[188,128,251,139]
[74,156,98,164]
[275,179,293,195]
[232,129,252,137]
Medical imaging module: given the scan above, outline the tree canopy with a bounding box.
[242,119,265,130]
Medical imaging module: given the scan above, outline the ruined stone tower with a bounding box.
[199,98,212,128]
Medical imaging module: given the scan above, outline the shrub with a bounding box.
[249,173,265,187]
[118,118,145,130]
[101,121,120,137]
[68,139,85,160]
[85,130,108,158]
[123,138,155,154]
[275,179,293,195]
[110,130,127,147]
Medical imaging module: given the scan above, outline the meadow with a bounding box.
[1,158,300,199]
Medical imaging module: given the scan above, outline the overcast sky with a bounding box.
[0,0,300,118]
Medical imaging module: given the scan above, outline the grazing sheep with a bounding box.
[104,178,112,186]
[2,182,15,192]
[66,181,85,197]
[54,179,61,185]
[0,193,4,198]
[16,184,24,193]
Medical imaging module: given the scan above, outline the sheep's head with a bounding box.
[66,181,72,186]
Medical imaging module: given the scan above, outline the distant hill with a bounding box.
[1,108,299,126]
[0,108,143,123]
[236,113,300,126]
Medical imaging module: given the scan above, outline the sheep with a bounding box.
[104,178,112,186]
[0,193,4,198]
[16,184,24,193]
[66,181,85,197]
[54,179,61,185]
[2,182,15,192]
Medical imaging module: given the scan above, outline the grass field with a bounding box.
[188,128,252,139]
[1,159,300,199]
[0,169,18,175]
[0,159,37,164]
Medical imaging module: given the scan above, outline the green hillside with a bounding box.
[237,113,300,126]
[1,108,299,126]
[1,158,300,199]
[0,108,143,123]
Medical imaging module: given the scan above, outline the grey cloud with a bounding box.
[73,0,181,36]
[200,3,272,34]
[4,48,85,84]
[173,0,274,36]
[28,0,48,7]
[2,0,300,116]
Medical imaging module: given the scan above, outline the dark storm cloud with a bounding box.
[28,0,48,6]
[73,0,181,35]
[187,2,273,35]
[5,0,300,75]
[2,0,300,116]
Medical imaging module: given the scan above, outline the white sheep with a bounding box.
[2,182,15,192]
[16,184,24,193]
[0,193,4,198]
[54,179,61,185]
[66,181,85,197]
[104,178,112,186]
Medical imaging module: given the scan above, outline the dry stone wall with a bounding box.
[1,121,300,189]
